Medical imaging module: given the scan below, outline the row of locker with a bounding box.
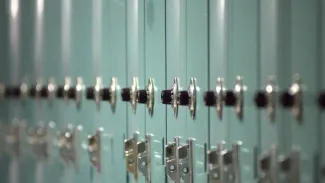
[0,0,324,183]
[2,76,325,120]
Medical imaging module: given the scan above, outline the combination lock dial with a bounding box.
[318,91,325,109]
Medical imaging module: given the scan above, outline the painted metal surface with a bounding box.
[126,0,146,182]
[70,0,94,182]
[165,1,187,183]
[101,1,128,182]
[287,0,321,182]
[143,0,166,182]
[0,1,10,183]
[227,0,259,182]
[185,0,209,182]
[208,0,229,152]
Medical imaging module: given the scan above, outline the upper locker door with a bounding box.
[257,1,289,182]
[185,0,209,182]
[164,1,187,183]
[207,0,229,166]
[100,0,128,182]
[140,0,166,182]
[71,0,95,182]
[285,0,321,182]
[124,0,146,183]
[227,0,259,182]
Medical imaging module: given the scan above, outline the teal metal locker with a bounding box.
[142,0,166,182]
[284,0,321,182]
[18,1,38,183]
[185,0,209,182]
[101,0,128,182]
[164,1,187,183]
[206,1,230,182]
[0,1,10,182]
[71,0,95,182]
[227,0,259,182]
[257,1,287,182]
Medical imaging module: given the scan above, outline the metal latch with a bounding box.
[207,143,239,183]
[88,130,101,173]
[258,146,278,183]
[27,124,49,160]
[125,133,139,181]
[187,78,197,120]
[137,134,152,182]
[56,124,79,170]
[278,150,300,183]
[204,78,224,120]
[165,137,194,183]
[4,123,25,158]
[47,77,57,106]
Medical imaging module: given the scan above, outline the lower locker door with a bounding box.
[227,0,259,182]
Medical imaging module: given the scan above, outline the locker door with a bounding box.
[164,1,187,183]
[286,0,321,182]
[29,1,64,183]
[185,1,209,182]
[0,1,10,182]
[227,0,259,182]
[101,0,128,182]
[20,1,38,183]
[208,0,229,150]
[42,1,65,182]
[258,1,288,182]
[142,0,166,182]
[125,1,146,183]
[6,0,24,183]
[71,0,95,182]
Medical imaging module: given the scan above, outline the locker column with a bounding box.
[256,1,287,182]
[226,0,259,182]
[123,0,146,183]
[284,0,321,182]
[101,0,128,182]
[163,1,187,183]
[205,1,230,182]
[71,0,95,182]
[0,1,10,182]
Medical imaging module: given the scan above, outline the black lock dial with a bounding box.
[101,88,111,101]
[67,87,76,99]
[161,90,172,104]
[179,91,189,106]
[86,87,95,100]
[204,91,216,107]
[29,86,37,98]
[6,86,21,98]
[254,91,268,108]
[40,86,48,98]
[121,88,131,102]
[137,90,147,104]
[56,86,64,98]
[318,92,325,109]
[224,91,237,106]
[280,91,294,108]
